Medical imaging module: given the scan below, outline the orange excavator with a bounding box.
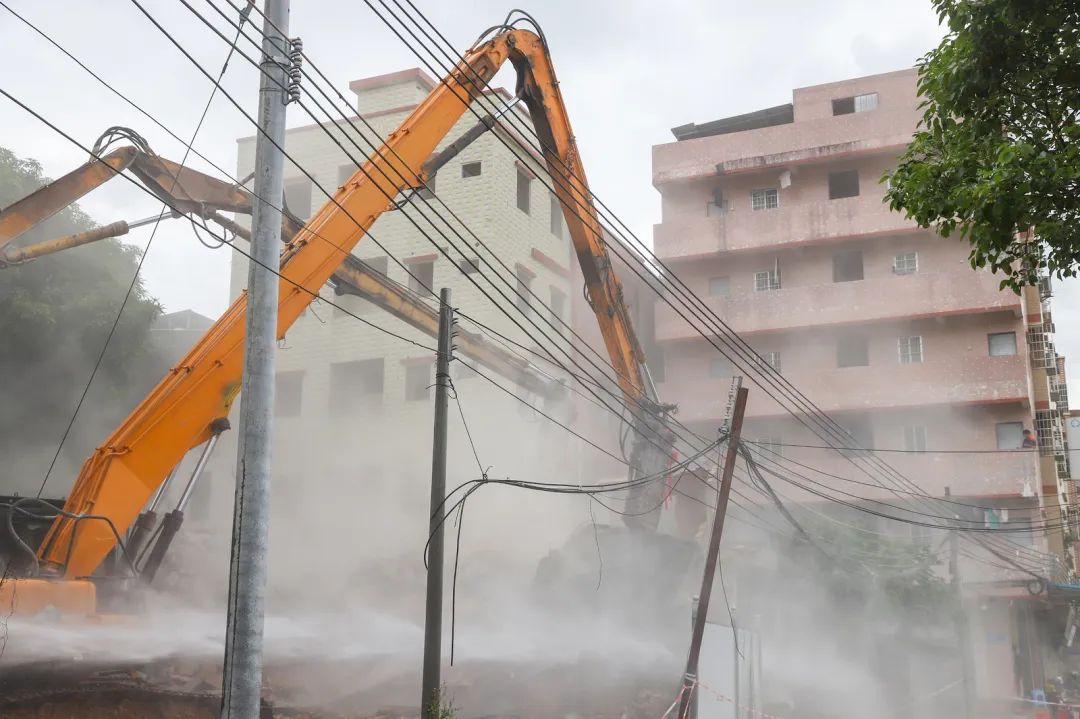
[0,26,678,618]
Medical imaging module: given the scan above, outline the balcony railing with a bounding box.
[654,195,917,260]
[653,105,922,185]
[655,269,1021,339]
[658,354,1028,420]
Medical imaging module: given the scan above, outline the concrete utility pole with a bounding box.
[946,486,976,719]
[422,288,454,718]
[677,381,749,719]
[221,1,290,716]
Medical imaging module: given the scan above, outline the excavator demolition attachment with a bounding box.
[0,24,685,647]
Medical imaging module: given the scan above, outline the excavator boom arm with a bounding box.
[37,28,659,579]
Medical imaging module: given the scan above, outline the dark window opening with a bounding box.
[996,421,1024,450]
[708,277,731,296]
[832,92,878,116]
[841,417,873,457]
[550,286,567,326]
[988,332,1018,356]
[550,194,563,238]
[832,97,856,115]
[458,257,480,275]
[408,260,434,296]
[837,335,869,368]
[338,163,358,186]
[517,168,531,214]
[832,249,864,282]
[275,371,304,417]
[710,357,732,378]
[329,358,384,412]
[828,170,860,199]
[516,265,533,316]
[284,178,313,220]
[405,363,433,401]
[461,161,482,178]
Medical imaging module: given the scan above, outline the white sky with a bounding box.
[1,0,1077,398]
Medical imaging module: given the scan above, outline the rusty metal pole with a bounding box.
[677,381,748,719]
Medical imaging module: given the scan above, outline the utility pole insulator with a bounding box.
[286,37,303,105]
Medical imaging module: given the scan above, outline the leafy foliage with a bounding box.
[785,518,951,620]
[0,146,163,490]
[884,0,1080,291]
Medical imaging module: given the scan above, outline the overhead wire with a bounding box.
[181,0,737,520]
[230,0,1062,570]
[358,0,1064,574]
[3,5,812,600]
[30,1,251,498]
[38,0,1041,570]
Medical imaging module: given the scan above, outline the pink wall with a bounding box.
[652,70,920,186]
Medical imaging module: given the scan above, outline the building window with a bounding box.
[709,357,732,378]
[898,336,924,364]
[837,335,869,368]
[996,421,1024,450]
[458,257,480,275]
[708,277,731,297]
[832,249,864,282]
[549,194,563,238]
[461,161,482,178]
[338,163,358,186]
[854,92,879,112]
[832,92,879,115]
[762,351,781,373]
[284,177,313,220]
[754,269,780,291]
[893,251,918,275]
[707,188,730,217]
[841,418,874,457]
[549,286,567,326]
[329,358,384,412]
[416,172,436,200]
[405,362,433,401]
[516,167,532,214]
[516,265,534,316]
[903,425,927,452]
[828,170,860,199]
[751,188,778,211]
[988,332,1018,356]
[408,260,434,296]
[275,371,304,417]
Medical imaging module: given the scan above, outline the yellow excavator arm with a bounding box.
[7,29,671,608]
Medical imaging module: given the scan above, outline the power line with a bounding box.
[30,3,250,498]
[359,2,1065,573]
[744,439,1042,455]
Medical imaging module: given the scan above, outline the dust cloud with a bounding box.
[1,360,991,718]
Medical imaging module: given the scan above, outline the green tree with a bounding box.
[0,147,163,493]
[884,0,1080,291]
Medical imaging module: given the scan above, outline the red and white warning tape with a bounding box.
[659,678,786,719]
[694,680,786,719]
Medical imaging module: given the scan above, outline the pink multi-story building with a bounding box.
[651,69,1076,710]
[651,69,1045,507]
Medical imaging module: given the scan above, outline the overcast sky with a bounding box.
[2,0,1078,397]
